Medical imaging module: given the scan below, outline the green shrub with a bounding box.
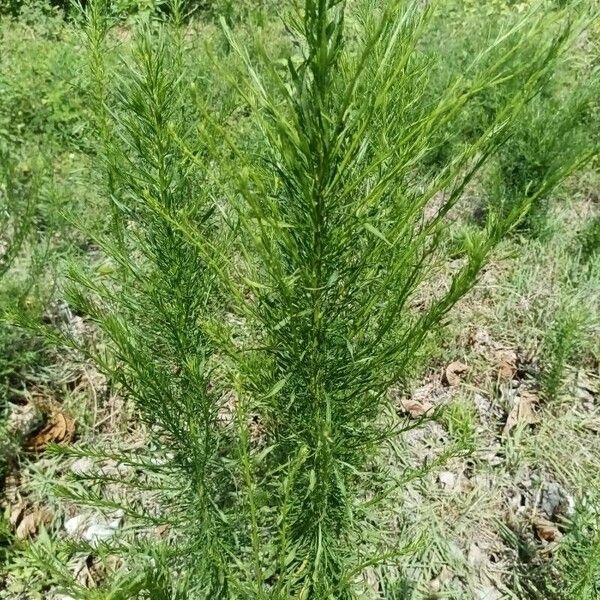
[503,492,600,599]
[0,120,64,495]
[487,79,598,236]
[421,1,599,235]
[557,494,600,599]
[30,0,596,597]
[0,0,276,23]
[577,214,600,266]
[0,151,35,481]
[541,301,588,400]
[0,3,87,148]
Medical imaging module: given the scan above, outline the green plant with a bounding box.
[0,153,32,279]
[419,1,599,234]
[0,150,35,481]
[30,0,598,597]
[541,302,587,400]
[0,1,87,148]
[505,493,600,599]
[440,400,477,453]
[60,6,238,597]
[577,214,600,266]
[0,514,14,582]
[219,1,585,594]
[540,208,600,400]
[557,494,600,599]
[487,80,598,236]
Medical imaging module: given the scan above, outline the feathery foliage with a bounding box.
[420,0,599,234]
[57,3,239,597]
[0,151,33,280]
[558,494,600,599]
[541,300,588,401]
[0,151,36,481]
[33,0,598,597]
[219,0,585,594]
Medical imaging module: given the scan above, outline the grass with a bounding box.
[0,0,599,598]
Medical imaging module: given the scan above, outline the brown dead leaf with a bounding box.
[15,508,52,540]
[156,523,171,538]
[9,502,26,529]
[444,361,469,387]
[495,349,518,381]
[534,518,562,543]
[25,409,75,452]
[503,390,540,436]
[401,398,433,418]
[583,418,600,433]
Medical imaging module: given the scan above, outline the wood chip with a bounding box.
[503,390,540,435]
[444,361,469,387]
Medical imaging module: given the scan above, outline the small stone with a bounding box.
[428,565,453,593]
[469,328,495,353]
[64,514,90,538]
[474,393,492,416]
[468,543,485,569]
[575,385,595,403]
[438,471,457,490]
[84,522,119,546]
[81,512,123,547]
[70,458,95,476]
[540,482,575,519]
[6,403,44,438]
[475,584,503,600]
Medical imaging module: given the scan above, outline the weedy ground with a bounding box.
[1,1,599,599]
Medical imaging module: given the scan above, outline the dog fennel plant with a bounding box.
[27,1,593,598]
[218,0,587,596]
[28,2,237,598]
[1,151,38,481]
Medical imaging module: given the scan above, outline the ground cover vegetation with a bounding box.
[0,0,599,598]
